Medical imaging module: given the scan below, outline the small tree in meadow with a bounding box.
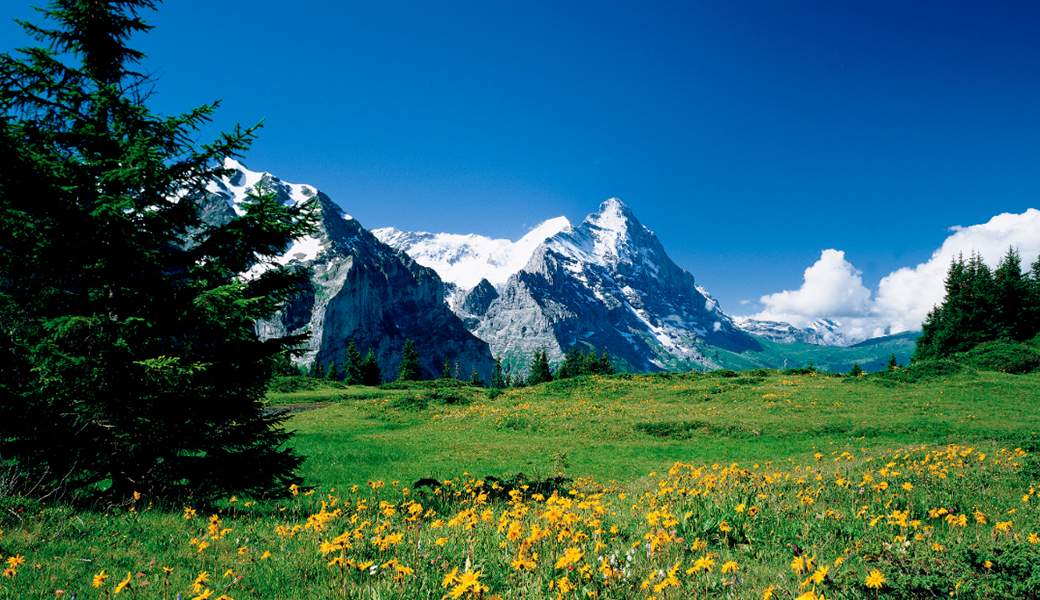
[344,340,363,385]
[527,349,553,385]
[361,349,382,386]
[398,339,423,382]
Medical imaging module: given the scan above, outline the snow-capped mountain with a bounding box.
[732,316,857,347]
[372,217,571,290]
[463,198,762,373]
[200,160,495,380]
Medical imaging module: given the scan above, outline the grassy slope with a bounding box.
[2,368,1039,599]
[712,331,921,373]
[284,367,1039,490]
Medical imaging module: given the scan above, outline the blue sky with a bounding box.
[4,0,1040,327]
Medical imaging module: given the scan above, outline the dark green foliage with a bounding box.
[961,340,1040,374]
[343,340,363,385]
[887,353,899,370]
[994,248,1032,341]
[312,360,326,379]
[848,363,863,377]
[868,359,967,385]
[635,420,758,440]
[469,367,483,388]
[441,357,453,380]
[556,346,616,379]
[915,249,1040,362]
[326,361,338,380]
[360,349,382,386]
[527,349,553,385]
[490,356,506,388]
[397,339,422,382]
[0,0,316,501]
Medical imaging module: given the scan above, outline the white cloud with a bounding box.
[755,249,872,324]
[749,209,1040,343]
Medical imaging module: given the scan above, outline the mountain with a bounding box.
[732,317,856,346]
[201,160,495,380]
[459,198,762,373]
[710,331,920,373]
[373,217,571,291]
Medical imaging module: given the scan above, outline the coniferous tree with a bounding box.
[312,360,327,380]
[469,367,484,387]
[489,356,505,388]
[887,353,898,370]
[441,358,454,380]
[360,349,382,386]
[343,340,363,385]
[1029,256,1040,339]
[0,0,316,500]
[527,349,553,385]
[398,339,422,382]
[555,346,614,379]
[915,249,1040,361]
[994,247,1030,341]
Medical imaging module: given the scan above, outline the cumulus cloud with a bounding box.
[754,250,872,324]
[749,209,1040,343]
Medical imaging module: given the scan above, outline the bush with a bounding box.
[870,359,969,385]
[961,340,1040,374]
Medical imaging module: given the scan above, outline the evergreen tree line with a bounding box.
[493,347,616,388]
[307,340,617,388]
[311,340,383,385]
[914,248,1040,361]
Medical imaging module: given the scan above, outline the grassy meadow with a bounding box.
[3,364,1040,599]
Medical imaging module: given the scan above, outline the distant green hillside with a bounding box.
[711,331,920,373]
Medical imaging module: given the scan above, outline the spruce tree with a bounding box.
[0,0,315,500]
[469,367,484,387]
[398,339,422,382]
[344,340,363,385]
[527,349,553,385]
[914,250,1040,361]
[994,247,1030,341]
[441,358,454,380]
[360,349,382,386]
[1029,256,1040,340]
[489,356,505,388]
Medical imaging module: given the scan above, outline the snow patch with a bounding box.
[375,217,571,289]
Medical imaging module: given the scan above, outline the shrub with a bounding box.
[961,340,1040,374]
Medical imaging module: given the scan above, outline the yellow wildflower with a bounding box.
[865,569,885,589]
[113,571,132,595]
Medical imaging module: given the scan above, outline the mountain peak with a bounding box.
[373,216,571,289]
[589,198,634,232]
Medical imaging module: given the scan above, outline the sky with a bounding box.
[4,0,1040,337]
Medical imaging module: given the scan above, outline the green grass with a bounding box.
[1,368,1039,599]
[285,368,1040,489]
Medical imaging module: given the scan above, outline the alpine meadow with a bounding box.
[2,2,1040,600]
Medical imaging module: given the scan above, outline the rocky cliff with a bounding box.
[202,160,495,381]
[467,199,761,373]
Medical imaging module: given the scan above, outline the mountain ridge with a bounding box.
[202,160,496,380]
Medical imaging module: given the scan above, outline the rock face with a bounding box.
[465,199,761,373]
[201,160,495,381]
